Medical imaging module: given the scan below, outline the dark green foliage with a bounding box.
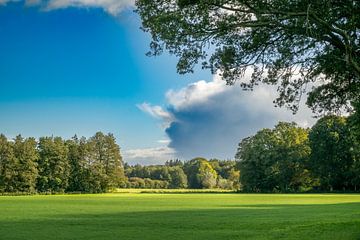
[0,132,126,194]
[127,177,169,189]
[13,135,38,193]
[168,166,188,188]
[209,159,241,189]
[236,122,315,192]
[66,136,89,192]
[136,0,360,114]
[87,132,126,191]
[165,159,184,167]
[37,137,70,193]
[348,102,360,190]
[0,134,17,192]
[183,158,218,189]
[309,116,355,191]
[1,113,359,193]
[125,164,188,189]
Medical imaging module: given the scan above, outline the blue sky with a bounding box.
[0,0,314,164]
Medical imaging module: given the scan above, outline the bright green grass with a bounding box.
[1,193,360,240]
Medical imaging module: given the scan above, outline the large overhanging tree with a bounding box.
[136,0,360,114]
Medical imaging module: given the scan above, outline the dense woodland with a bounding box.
[0,107,359,193]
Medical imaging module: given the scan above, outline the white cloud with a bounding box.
[157,139,170,144]
[123,146,176,165]
[137,102,174,128]
[166,75,227,110]
[45,0,134,15]
[140,73,316,160]
[0,0,134,15]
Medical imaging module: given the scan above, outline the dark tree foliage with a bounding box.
[81,132,126,192]
[183,158,218,189]
[348,103,360,190]
[165,159,184,167]
[0,134,17,192]
[13,135,38,193]
[125,164,188,188]
[308,115,355,191]
[236,122,314,192]
[0,132,126,194]
[136,0,360,113]
[66,136,89,192]
[37,137,70,193]
[127,177,170,189]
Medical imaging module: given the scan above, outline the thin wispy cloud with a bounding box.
[0,0,134,15]
[137,102,174,128]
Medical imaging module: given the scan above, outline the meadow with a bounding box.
[1,193,360,240]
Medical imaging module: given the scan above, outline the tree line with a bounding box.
[125,159,240,190]
[0,132,125,193]
[236,106,360,192]
[0,107,359,193]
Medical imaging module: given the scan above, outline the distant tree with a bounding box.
[209,159,240,189]
[165,159,184,167]
[104,133,126,186]
[87,132,125,191]
[66,136,89,192]
[151,166,171,182]
[348,103,360,191]
[128,177,146,188]
[184,158,218,189]
[227,168,241,190]
[0,134,17,192]
[136,0,360,114]
[236,122,313,192]
[37,137,70,193]
[13,135,38,193]
[236,129,275,192]
[169,166,188,188]
[309,116,354,191]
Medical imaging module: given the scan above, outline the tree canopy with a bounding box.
[235,122,314,192]
[308,115,354,191]
[136,0,360,113]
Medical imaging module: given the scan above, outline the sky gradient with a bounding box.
[0,1,315,164]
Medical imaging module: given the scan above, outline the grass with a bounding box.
[1,193,360,239]
[112,188,235,193]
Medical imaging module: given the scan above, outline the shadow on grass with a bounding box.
[1,203,360,240]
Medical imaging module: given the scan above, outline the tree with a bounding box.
[348,103,360,191]
[309,116,355,191]
[165,159,184,167]
[184,158,218,188]
[87,132,125,191]
[13,135,38,193]
[209,159,240,189]
[169,166,188,188]
[236,122,313,192]
[0,134,17,192]
[136,0,360,113]
[37,137,70,193]
[66,136,89,192]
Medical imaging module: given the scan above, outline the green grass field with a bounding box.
[1,193,360,240]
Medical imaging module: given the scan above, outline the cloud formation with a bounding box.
[123,146,176,165]
[0,0,134,15]
[137,102,174,128]
[140,74,315,160]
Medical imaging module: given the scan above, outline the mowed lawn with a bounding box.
[1,193,360,240]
